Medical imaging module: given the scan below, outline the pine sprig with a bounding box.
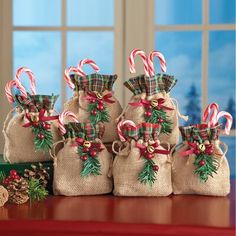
[87,102,110,123]
[138,159,157,186]
[0,171,6,184]
[193,153,218,182]
[32,123,53,152]
[28,178,48,201]
[81,157,101,177]
[145,109,172,134]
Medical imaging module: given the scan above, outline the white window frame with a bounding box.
[154,0,235,136]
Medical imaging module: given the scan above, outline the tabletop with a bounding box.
[0,180,235,236]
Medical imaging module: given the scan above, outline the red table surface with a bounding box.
[0,180,235,236]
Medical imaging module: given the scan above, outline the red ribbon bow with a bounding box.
[136,141,170,160]
[23,109,58,128]
[129,98,173,111]
[86,91,115,104]
[181,142,214,156]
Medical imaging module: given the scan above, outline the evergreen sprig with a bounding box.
[138,159,157,186]
[0,171,6,184]
[194,154,218,182]
[145,109,172,134]
[87,102,110,123]
[32,123,53,152]
[28,178,48,201]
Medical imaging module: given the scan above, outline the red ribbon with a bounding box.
[136,142,170,160]
[181,142,214,156]
[23,109,58,128]
[86,91,115,104]
[129,98,173,111]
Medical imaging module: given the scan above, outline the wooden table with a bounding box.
[0,181,235,236]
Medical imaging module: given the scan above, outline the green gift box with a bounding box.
[0,154,53,193]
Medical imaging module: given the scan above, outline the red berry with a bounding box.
[90,150,97,157]
[206,148,214,155]
[199,160,205,166]
[3,179,9,185]
[38,133,44,140]
[153,165,159,171]
[81,155,88,161]
[158,118,164,123]
[97,104,104,111]
[15,175,20,180]
[156,106,161,110]
[146,153,154,159]
[10,169,17,176]
[33,122,39,127]
[83,147,90,153]
[91,110,97,116]
[145,111,152,117]
[75,137,84,144]
[91,98,96,103]
[45,123,51,129]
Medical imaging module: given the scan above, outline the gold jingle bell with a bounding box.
[30,114,39,122]
[83,141,91,148]
[151,99,158,107]
[198,143,206,152]
[96,92,103,100]
[147,145,155,153]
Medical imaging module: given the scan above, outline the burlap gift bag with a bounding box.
[120,49,187,146]
[3,67,61,163]
[112,121,172,196]
[172,124,230,196]
[52,111,113,196]
[64,59,122,143]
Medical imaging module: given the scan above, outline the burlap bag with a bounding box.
[113,123,172,196]
[122,74,187,146]
[3,94,61,163]
[172,124,230,196]
[64,73,122,143]
[52,122,113,196]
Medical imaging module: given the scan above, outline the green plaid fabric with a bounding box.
[71,73,117,92]
[124,73,177,96]
[180,124,222,143]
[64,122,98,140]
[121,124,139,140]
[137,123,161,141]
[14,94,59,112]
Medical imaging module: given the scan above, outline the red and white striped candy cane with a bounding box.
[58,110,79,135]
[5,80,27,104]
[202,103,219,127]
[15,67,36,97]
[64,66,86,90]
[128,49,150,77]
[215,111,233,135]
[148,51,167,76]
[117,120,136,142]
[78,59,100,74]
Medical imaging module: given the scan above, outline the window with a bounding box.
[155,0,235,177]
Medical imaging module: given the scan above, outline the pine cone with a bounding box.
[7,178,29,204]
[24,163,49,188]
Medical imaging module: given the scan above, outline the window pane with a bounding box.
[155,32,202,125]
[67,0,114,26]
[13,0,61,26]
[208,31,235,126]
[210,0,235,24]
[155,0,202,25]
[13,32,61,111]
[221,137,235,179]
[66,31,114,98]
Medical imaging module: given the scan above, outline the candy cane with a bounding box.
[148,51,167,76]
[202,103,219,127]
[128,49,150,77]
[5,80,27,104]
[64,66,86,90]
[15,67,36,97]
[78,59,100,74]
[215,111,233,135]
[117,120,136,142]
[58,110,79,135]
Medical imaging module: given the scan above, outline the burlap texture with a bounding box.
[113,140,172,196]
[64,90,122,143]
[53,138,113,196]
[3,111,61,163]
[124,92,179,146]
[172,140,230,196]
